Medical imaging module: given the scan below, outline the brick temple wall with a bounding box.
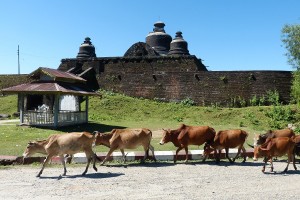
[58,56,292,106]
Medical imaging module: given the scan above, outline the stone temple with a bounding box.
[58,21,292,107]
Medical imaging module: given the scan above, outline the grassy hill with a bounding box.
[0,91,299,156]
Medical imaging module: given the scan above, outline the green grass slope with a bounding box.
[0,92,299,156]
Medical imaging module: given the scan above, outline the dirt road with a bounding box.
[0,160,299,200]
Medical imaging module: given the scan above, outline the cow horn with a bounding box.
[247,143,255,148]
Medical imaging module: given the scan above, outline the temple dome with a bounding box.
[124,42,159,57]
[145,21,172,56]
[168,31,190,55]
[77,37,96,59]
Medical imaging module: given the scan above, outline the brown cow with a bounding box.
[23,132,98,177]
[253,129,295,146]
[159,124,216,163]
[252,129,295,161]
[203,129,248,163]
[94,128,156,165]
[293,135,300,158]
[253,137,297,173]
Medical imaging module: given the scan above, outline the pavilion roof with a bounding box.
[29,67,86,83]
[1,81,98,96]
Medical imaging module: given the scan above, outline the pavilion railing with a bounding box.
[25,110,87,127]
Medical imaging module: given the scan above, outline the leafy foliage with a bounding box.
[281,24,300,69]
[265,105,297,129]
[291,70,300,105]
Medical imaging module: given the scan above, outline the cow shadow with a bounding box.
[39,172,124,180]
[185,159,265,167]
[101,161,176,168]
[263,170,300,175]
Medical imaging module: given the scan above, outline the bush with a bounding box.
[180,98,195,106]
[265,105,296,129]
[266,90,280,106]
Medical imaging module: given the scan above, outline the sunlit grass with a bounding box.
[0,93,299,156]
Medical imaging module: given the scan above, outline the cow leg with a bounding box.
[175,147,183,163]
[284,152,296,172]
[241,146,247,163]
[225,148,234,163]
[120,149,126,163]
[59,155,67,176]
[149,144,156,162]
[214,149,221,163]
[92,152,99,172]
[292,153,297,171]
[37,155,52,177]
[232,146,241,163]
[82,150,96,176]
[101,147,117,165]
[262,157,267,173]
[82,157,92,176]
[183,146,189,163]
[142,146,149,163]
[269,157,274,172]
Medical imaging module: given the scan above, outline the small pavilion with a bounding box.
[1,67,98,128]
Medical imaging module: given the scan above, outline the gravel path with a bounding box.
[0,160,299,200]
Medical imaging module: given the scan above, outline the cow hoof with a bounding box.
[93,167,98,172]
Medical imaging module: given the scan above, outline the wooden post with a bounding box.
[19,94,24,124]
[54,95,59,128]
[85,96,89,123]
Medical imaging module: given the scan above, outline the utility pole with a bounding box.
[17,45,20,74]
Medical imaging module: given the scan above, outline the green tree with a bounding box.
[291,70,300,104]
[281,24,300,104]
[281,24,300,69]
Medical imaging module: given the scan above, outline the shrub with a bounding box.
[266,90,280,106]
[180,98,195,106]
[265,105,296,129]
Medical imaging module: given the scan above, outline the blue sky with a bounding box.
[0,0,299,74]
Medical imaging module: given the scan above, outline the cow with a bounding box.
[94,128,156,165]
[253,137,297,173]
[293,135,300,159]
[253,129,295,146]
[23,132,99,177]
[159,124,216,163]
[251,129,295,161]
[202,129,248,163]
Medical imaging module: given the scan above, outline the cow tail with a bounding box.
[149,129,153,138]
[207,127,216,146]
